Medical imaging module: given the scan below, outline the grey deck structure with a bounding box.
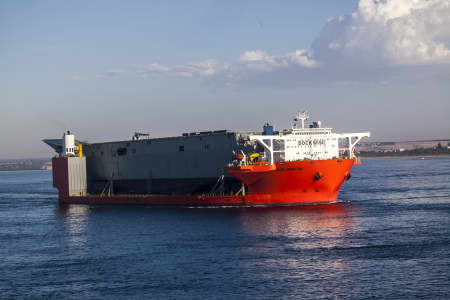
[81,131,256,195]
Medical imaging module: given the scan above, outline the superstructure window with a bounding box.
[179,146,184,152]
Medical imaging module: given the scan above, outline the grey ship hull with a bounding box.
[82,131,252,195]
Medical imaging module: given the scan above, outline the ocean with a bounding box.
[1,157,449,299]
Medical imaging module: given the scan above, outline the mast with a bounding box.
[293,111,309,129]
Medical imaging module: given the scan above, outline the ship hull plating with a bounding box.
[89,177,241,195]
[226,159,354,204]
[52,157,354,206]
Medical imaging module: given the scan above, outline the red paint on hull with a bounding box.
[58,194,343,206]
[61,194,246,206]
[226,159,355,204]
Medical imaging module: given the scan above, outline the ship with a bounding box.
[43,111,369,206]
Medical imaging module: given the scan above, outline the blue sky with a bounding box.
[1,0,449,158]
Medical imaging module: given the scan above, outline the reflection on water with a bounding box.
[56,204,90,248]
[238,203,358,295]
[240,203,356,248]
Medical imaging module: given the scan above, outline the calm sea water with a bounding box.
[1,157,449,299]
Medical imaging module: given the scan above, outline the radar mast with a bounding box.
[293,111,309,129]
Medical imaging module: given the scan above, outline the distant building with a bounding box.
[358,140,450,152]
[41,162,52,170]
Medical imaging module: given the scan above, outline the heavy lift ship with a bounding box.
[44,112,369,206]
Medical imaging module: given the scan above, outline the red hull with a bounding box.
[52,157,354,206]
[57,193,345,206]
[226,159,355,204]
[61,194,245,206]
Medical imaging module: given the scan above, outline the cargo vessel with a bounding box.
[44,111,369,206]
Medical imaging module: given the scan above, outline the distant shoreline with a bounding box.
[0,158,51,172]
[2,154,449,172]
[0,169,51,172]
[361,154,450,159]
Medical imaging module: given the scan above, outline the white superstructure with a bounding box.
[62,131,75,156]
[248,111,370,164]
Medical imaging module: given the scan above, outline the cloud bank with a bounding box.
[88,0,450,86]
[314,0,450,66]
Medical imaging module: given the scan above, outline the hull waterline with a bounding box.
[53,157,354,206]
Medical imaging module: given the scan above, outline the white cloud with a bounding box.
[358,0,431,23]
[207,0,450,86]
[287,50,317,68]
[240,50,275,63]
[328,42,341,49]
[314,0,450,65]
[90,0,450,86]
[105,60,216,79]
[104,69,126,77]
[179,59,217,76]
[138,63,170,77]
[234,49,316,73]
[239,50,280,71]
[145,63,170,73]
[176,71,193,78]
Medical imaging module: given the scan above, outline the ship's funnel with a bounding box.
[63,131,75,156]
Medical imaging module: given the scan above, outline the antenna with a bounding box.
[293,111,309,129]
